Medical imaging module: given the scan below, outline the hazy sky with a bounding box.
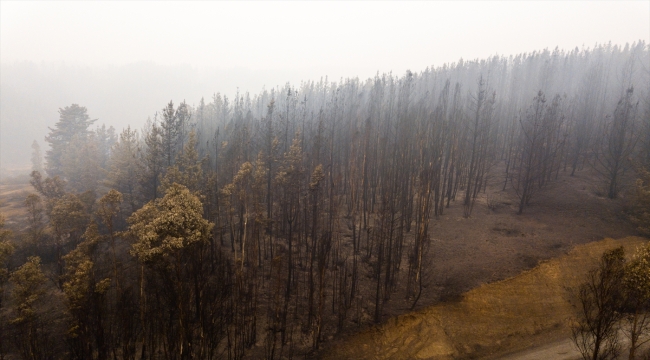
[2,1,649,84]
[1,1,649,170]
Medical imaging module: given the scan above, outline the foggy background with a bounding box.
[1,1,649,171]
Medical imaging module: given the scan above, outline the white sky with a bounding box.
[2,1,649,83]
[0,1,649,170]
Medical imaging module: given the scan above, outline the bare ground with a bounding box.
[318,166,642,359]
[340,166,637,329]
[424,169,636,308]
[497,339,580,360]
[321,237,649,360]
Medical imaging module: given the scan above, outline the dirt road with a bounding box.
[498,339,579,360]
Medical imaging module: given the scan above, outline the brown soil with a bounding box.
[422,168,636,308]
[317,166,641,359]
[333,166,636,327]
[321,237,649,360]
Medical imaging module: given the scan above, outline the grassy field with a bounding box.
[322,236,649,360]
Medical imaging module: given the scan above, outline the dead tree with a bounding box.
[594,87,638,199]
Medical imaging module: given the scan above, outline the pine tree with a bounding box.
[275,133,304,345]
[631,166,650,236]
[463,75,496,217]
[596,87,639,199]
[222,161,253,255]
[31,141,43,174]
[45,104,96,177]
[512,92,565,213]
[160,130,204,195]
[175,101,192,153]
[29,170,66,219]
[23,194,45,250]
[10,257,49,360]
[49,194,90,285]
[62,222,110,360]
[61,132,103,193]
[95,124,117,171]
[107,126,141,213]
[97,190,123,289]
[160,101,179,167]
[106,126,141,212]
[138,119,164,202]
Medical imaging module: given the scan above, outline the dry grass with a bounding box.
[322,236,649,360]
[0,182,33,230]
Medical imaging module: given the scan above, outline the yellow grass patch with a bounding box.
[0,183,33,226]
[323,237,649,360]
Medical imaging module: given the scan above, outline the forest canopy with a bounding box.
[0,41,649,359]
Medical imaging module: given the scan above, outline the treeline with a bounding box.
[0,42,649,359]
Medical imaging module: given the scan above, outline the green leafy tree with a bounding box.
[45,104,97,177]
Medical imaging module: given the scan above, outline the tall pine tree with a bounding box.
[45,104,96,177]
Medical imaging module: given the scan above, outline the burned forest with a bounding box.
[0,42,649,360]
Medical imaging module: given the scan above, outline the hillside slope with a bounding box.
[321,237,648,360]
